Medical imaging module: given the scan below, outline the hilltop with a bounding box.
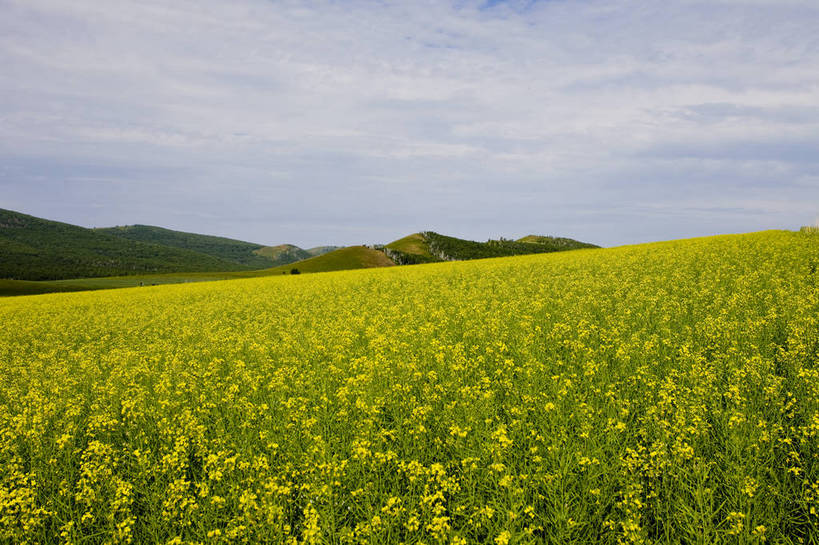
[266,245,395,275]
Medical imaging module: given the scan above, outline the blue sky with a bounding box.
[1,0,818,247]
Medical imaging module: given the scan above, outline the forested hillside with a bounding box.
[97,225,273,268]
[0,209,250,280]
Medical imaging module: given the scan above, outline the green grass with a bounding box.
[97,224,274,268]
[0,279,90,297]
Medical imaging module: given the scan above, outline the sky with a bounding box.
[1,0,818,248]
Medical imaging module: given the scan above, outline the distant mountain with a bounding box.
[0,209,251,281]
[97,224,274,268]
[254,244,340,266]
[305,245,342,257]
[253,244,310,266]
[382,231,598,264]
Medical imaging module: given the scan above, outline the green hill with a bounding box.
[384,231,598,264]
[0,208,597,294]
[268,245,395,275]
[0,209,251,280]
[385,233,434,257]
[97,224,274,268]
[383,233,440,265]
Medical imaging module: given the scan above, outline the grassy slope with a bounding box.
[386,233,435,257]
[97,225,273,268]
[0,209,249,280]
[266,245,395,274]
[0,279,90,297]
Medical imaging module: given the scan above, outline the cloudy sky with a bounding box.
[1,0,818,247]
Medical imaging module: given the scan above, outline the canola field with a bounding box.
[1,230,819,545]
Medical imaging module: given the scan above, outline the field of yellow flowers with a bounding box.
[1,230,818,544]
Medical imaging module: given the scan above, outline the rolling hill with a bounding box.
[385,233,435,257]
[99,226,340,268]
[266,245,395,275]
[253,244,311,266]
[0,208,599,294]
[0,209,252,281]
[383,233,440,265]
[97,224,274,268]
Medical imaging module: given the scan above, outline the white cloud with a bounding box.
[1,0,818,246]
